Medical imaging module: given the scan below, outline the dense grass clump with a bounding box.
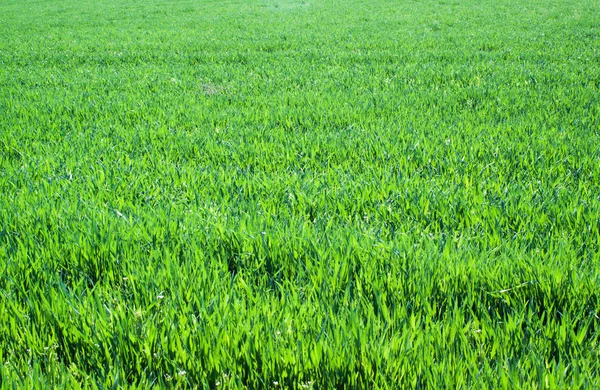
[1,0,599,387]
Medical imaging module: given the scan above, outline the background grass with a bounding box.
[1,0,599,387]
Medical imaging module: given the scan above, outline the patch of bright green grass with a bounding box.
[1,0,599,387]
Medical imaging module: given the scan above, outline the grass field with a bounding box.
[1,0,599,387]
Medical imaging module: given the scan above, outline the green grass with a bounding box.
[1,0,599,387]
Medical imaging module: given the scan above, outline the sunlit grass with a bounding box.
[1,0,599,387]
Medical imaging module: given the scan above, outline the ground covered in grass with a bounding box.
[1,0,599,387]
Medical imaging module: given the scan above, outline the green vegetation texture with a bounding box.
[1,0,600,388]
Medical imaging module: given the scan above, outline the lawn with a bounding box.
[1,0,599,387]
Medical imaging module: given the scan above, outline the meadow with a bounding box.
[1,0,599,387]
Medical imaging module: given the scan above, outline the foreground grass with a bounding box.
[1,0,599,387]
